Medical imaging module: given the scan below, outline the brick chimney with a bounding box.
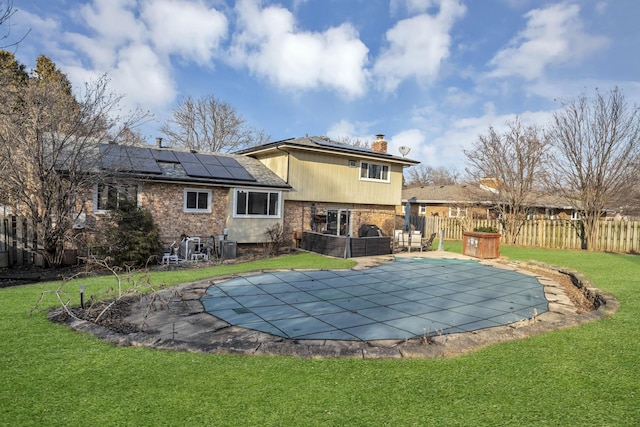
[372,134,388,153]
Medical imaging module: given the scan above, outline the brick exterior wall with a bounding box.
[139,183,229,243]
[84,182,231,245]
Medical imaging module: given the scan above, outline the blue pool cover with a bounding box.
[200,258,549,341]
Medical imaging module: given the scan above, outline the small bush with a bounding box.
[473,226,499,233]
[264,223,285,256]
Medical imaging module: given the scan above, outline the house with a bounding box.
[236,134,420,242]
[401,184,495,219]
[86,142,291,246]
[401,184,579,220]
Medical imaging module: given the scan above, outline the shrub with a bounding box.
[473,226,499,233]
[98,199,163,266]
[264,223,286,256]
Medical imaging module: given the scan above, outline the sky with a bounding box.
[6,0,640,171]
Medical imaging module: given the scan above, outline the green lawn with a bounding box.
[1,247,639,426]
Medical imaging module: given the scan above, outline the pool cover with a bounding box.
[200,258,549,341]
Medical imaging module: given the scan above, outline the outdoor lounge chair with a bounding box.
[394,229,423,251]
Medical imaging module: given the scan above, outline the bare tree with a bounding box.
[1,1,30,48]
[404,164,459,187]
[335,136,370,148]
[547,88,640,250]
[465,117,549,244]
[0,55,147,266]
[160,94,269,153]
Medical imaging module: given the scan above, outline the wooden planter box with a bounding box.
[463,232,500,259]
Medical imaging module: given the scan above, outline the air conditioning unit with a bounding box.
[220,240,236,259]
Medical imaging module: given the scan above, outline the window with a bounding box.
[571,210,581,221]
[448,207,467,218]
[326,209,349,236]
[360,161,390,182]
[184,189,211,213]
[419,204,427,215]
[234,189,280,217]
[94,183,138,212]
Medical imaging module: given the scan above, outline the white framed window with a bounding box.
[184,189,211,213]
[360,161,390,182]
[234,189,281,218]
[571,210,581,221]
[94,183,138,213]
[419,204,427,215]
[448,207,467,218]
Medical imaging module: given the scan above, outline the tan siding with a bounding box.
[282,150,402,205]
[225,190,284,243]
[256,151,289,182]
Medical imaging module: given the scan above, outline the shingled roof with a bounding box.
[403,184,493,204]
[236,135,420,166]
[98,143,290,189]
[403,184,576,210]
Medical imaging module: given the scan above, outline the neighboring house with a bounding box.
[401,184,579,220]
[236,134,420,241]
[87,143,291,245]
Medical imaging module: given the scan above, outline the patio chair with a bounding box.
[421,232,437,251]
[162,241,179,264]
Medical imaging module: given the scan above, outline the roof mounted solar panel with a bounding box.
[126,146,153,159]
[174,151,199,163]
[129,156,163,174]
[100,145,132,171]
[217,156,242,167]
[151,149,180,163]
[182,162,211,178]
[205,164,234,179]
[226,166,255,181]
[311,138,391,156]
[197,154,223,166]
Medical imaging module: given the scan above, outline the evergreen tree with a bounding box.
[101,199,163,267]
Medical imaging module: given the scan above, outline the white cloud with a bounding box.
[442,87,477,108]
[326,120,376,142]
[418,105,555,170]
[141,0,228,65]
[53,0,233,114]
[373,0,466,93]
[390,0,439,15]
[487,3,609,80]
[77,0,146,49]
[389,129,428,159]
[64,32,118,70]
[228,0,369,98]
[110,44,177,109]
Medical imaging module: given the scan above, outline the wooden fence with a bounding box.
[420,217,640,253]
[0,216,41,267]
